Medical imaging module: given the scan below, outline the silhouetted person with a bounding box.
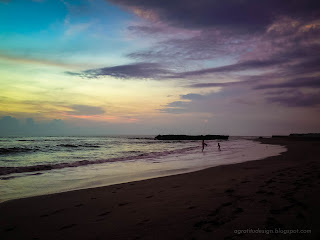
[202,139,207,152]
[218,142,221,151]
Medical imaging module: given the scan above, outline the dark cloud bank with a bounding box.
[0,116,66,136]
[0,116,110,136]
[0,105,106,136]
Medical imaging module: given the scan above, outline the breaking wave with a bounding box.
[0,146,198,176]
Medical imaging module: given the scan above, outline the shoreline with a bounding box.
[0,138,284,203]
[1,138,319,239]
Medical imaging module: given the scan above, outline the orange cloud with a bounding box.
[129,6,159,22]
[61,113,138,123]
[61,113,114,120]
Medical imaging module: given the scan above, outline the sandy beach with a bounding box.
[0,138,319,240]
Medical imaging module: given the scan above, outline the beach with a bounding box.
[0,138,319,240]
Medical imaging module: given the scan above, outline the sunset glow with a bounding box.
[1,0,319,136]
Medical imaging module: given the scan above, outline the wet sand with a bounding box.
[0,138,319,240]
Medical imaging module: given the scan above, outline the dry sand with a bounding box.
[0,138,319,240]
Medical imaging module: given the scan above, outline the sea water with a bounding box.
[0,136,286,202]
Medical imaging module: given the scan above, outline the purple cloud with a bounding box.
[127,29,250,62]
[255,77,320,89]
[109,0,320,32]
[175,59,285,78]
[66,62,173,79]
[189,81,251,89]
[180,93,205,100]
[159,101,190,114]
[98,1,320,110]
[266,90,320,107]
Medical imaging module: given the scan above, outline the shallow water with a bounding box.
[0,136,286,202]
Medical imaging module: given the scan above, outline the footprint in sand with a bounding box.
[270,205,293,214]
[40,208,65,217]
[59,224,77,230]
[137,219,150,225]
[241,180,251,183]
[265,217,283,228]
[222,202,233,207]
[233,207,243,214]
[51,209,65,215]
[4,226,16,232]
[98,211,111,217]
[118,202,130,207]
[265,179,275,185]
[225,188,235,195]
[256,190,266,194]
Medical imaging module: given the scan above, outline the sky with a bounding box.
[0,0,320,136]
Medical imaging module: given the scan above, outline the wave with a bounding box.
[0,143,101,155]
[57,144,80,148]
[57,144,100,148]
[128,137,154,140]
[0,147,39,154]
[0,146,198,176]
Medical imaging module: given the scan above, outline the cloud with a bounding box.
[189,81,248,89]
[287,56,320,75]
[124,18,320,99]
[68,58,286,81]
[255,76,320,89]
[109,0,320,32]
[65,22,92,36]
[0,116,19,132]
[127,29,250,62]
[128,25,165,35]
[103,0,320,111]
[158,101,189,114]
[159,89,248,114]
[67,105,105,116]
[66,62,174,79]
[0,116,65,136]
[0,53,73,68]
[180,93,205,100]
[266,90,320,107]
[176,59,285,78]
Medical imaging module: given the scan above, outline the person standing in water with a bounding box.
[202,139,207,152]
[218,142,221,151]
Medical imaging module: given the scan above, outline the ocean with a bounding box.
[0,136,286,202]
